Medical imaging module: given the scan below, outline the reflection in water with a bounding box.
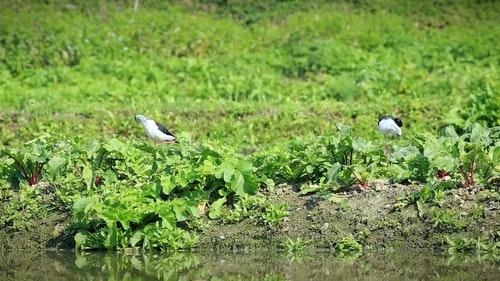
[0,249,499,281]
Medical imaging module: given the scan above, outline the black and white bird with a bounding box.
[378,116,403,137]
[135,114,178,146]
[378,116,403,158]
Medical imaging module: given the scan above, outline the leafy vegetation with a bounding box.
[282,237,310,253]
[1,0,499,150]
[0,0,499,253]
[0,123,498,250]
[332,237,363,259]
[444,235,500,256]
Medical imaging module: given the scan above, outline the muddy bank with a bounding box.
[1,182,499,252]
[198,181,500,251]
[0,211,71,251]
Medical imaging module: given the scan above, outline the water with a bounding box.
[0,249,498,280]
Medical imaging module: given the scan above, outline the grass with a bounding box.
[0,0,499,152]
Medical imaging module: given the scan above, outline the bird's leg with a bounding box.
[384,136,391,161]
[155,141,159,147]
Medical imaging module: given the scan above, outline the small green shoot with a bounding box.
[333,237,363,258]
[282,237,310,253]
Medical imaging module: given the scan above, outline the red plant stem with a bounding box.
[469,154,477,186]
[28,164,35,182]
[5,152,47,186]
[348,167,368,189]
[459,166,470,188]
[35,163,41,184]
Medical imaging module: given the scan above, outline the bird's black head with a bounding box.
[394,117,403,127]
[378,116,391,124]
[378,116,403,127]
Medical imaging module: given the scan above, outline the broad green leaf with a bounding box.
[156,202,175,230]
[97,207,120,226]
[82,165,93,189]
[74,254,88,268]
[117,210,137,230]
[235,159,254,173]
[326,162,342,183]
[470,123,491,146]
[46,155,66,180]
[416,200,428,218]
[306,165,314,174]
[74,232,88,251]
[130,230,144,247]
[103,138,128,154]
[223,167,235,183]
[336,123,351,137]
[443,126,459,141]
[263,177,275,192]
[83,139,101,158]
[493,146,500,165]
[199,158,217,176]
[230,170,258,196]
[72,197,96,220]
[104,223,118,250]
[208,197,226,219]
[159,175,176,195]
[172,198,188,222]
[391,145,420,161]
[300,185,322,195]
[352,137,369,152]
[215,160,235,181]
[171,170,185,188]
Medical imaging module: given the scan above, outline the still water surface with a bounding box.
[0,249,498,280]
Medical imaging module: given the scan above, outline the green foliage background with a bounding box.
[1,0,498,149]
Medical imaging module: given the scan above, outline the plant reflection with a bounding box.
[0,250,499,281]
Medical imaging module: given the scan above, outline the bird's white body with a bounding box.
[143,119,176,142]
[135,114,177,145]
[378,117,402,136]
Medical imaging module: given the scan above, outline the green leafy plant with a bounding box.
[261,202,289,227]
[332,236,363,258]
[429,208,467,230]
[394,182,455,211]
[444,236,499,255]
[0,183,48,231]
[72,250,200,278]
[412,124,499,187]
[457,124,498,187]
[222,194,287,227]
[1,0,500,254]
[64,136,276,251]
[282,237,310,253]
[356,228,371,243]
[1,134,57,186]
[472,204,484,220]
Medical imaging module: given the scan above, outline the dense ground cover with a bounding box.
[0,0,499,256]
[1,0,499,148]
